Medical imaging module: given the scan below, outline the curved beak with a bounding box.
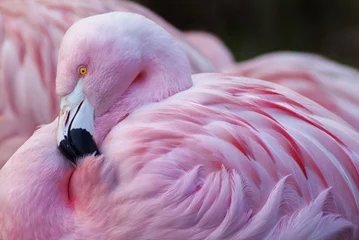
[57,80,100,166]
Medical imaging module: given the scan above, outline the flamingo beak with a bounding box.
[56,80,100,166]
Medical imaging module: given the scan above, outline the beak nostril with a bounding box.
[76,101,84,115]
[65,111,70,126]
[57,90,98,164]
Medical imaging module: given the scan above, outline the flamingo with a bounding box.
[1,12,358,239]
[0,0,220,168]
[184,31,235,71]
[225,52,359,131]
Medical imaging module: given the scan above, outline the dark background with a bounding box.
[135,0,359,68]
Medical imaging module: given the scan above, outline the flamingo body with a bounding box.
[1,12,359,239]
[1,74,358,239]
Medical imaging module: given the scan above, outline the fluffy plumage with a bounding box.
[1,12,358,239]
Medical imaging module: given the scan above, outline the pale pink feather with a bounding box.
[225,52,359,131]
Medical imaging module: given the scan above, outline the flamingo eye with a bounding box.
[78,66,88,76]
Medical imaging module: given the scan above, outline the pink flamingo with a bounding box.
[0,0,220,168]
[225,52,359,131]
[1,12,358,239]
[184,31,235,71]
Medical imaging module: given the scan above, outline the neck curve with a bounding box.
[94,20,193,145]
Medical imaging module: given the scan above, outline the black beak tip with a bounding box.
[68,128,101,156]
[58,139,78,166]
[58,128,100,165]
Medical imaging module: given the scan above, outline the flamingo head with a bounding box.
[55,12,192,165]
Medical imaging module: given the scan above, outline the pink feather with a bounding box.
[225,52,359,131]
[1,13,358,239]
[1,75,358,239]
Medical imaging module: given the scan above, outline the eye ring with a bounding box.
[78,66,88,76]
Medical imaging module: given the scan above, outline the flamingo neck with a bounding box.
[94,33,193,146]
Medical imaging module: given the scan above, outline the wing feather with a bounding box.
[101,75,359,238]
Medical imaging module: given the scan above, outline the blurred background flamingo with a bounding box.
[185,31,235,70]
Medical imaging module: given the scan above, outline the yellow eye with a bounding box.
[78,66,88,76]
